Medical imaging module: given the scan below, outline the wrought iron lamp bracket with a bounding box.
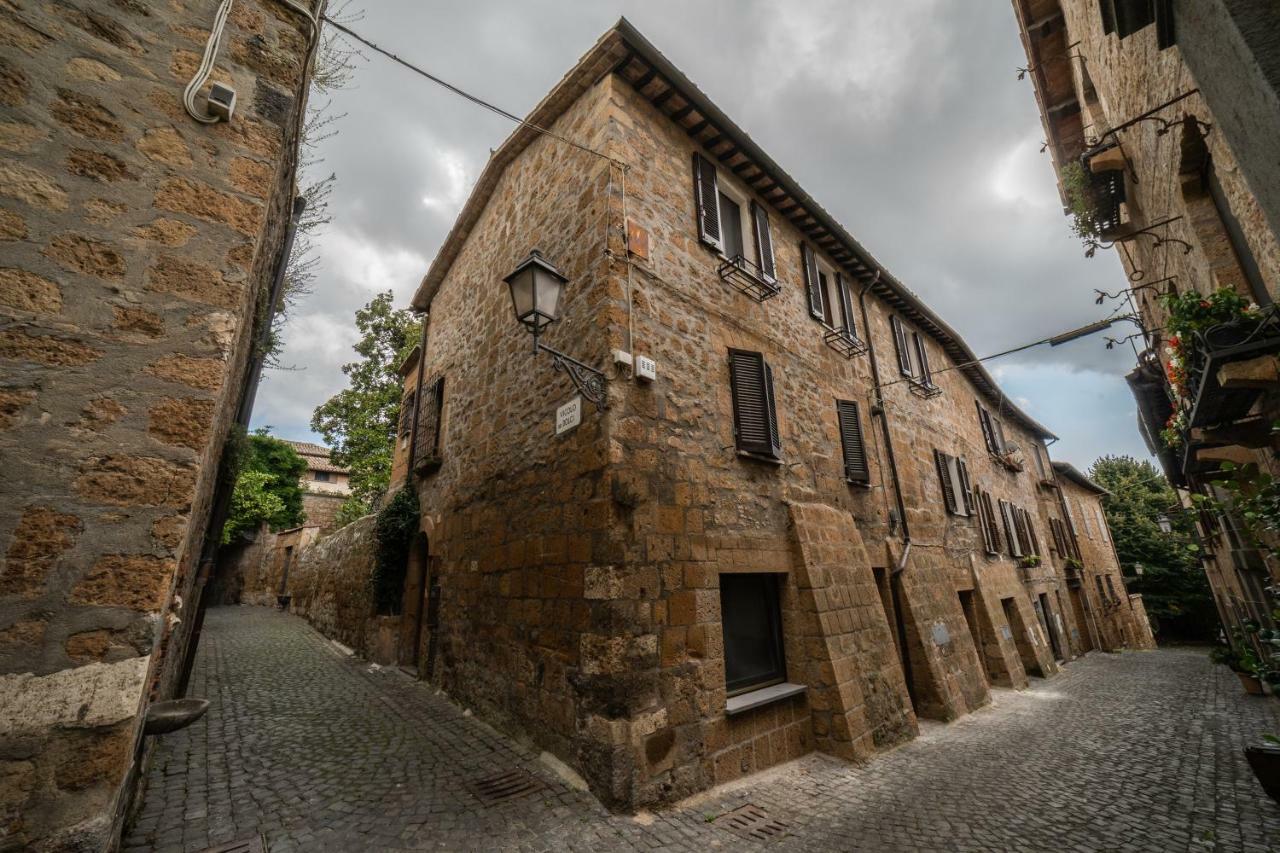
[1086,216,1192,278]
[533,334,608,411]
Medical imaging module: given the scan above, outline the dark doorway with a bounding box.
[398,533,429,672]
[1036,593,1065,662]
[958,589,987,681]
[1001,597,1042,678]
[873,566,914,709]
[1069,586,1094,653]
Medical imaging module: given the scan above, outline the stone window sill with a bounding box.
[724,682,806,716]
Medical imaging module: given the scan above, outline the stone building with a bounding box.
[391,19,1151,811]
[1013,1,1280,640]
[283,438,350,533]
[0,1,315,849]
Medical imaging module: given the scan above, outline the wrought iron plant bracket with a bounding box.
[1085,216,1192,276]
[537,341,608,411]
[1094,275,1178,304]
[1084,90,1211,150]
[1016,41,1082,80]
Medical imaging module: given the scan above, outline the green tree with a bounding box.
[222,431,308,543]
[311,291,421,521]
[1089,455,1218,641]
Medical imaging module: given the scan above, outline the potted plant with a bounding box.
[1019,555,1041,569]
[1211,642,1265,695]
[1245,734,1280,804]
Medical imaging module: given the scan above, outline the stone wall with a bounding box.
[406,52,1099,810]
[300,491,344,534]
[1016,0,1280,640]
[0,1,313,848]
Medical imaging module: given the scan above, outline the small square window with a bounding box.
[314,471,331,483]
[720,573,786,695]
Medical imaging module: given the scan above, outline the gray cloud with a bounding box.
[251,0,1148,472]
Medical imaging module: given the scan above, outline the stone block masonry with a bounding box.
[0,1,314,849]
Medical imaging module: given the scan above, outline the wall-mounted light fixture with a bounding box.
[1156,514,1173,534]
[504,250,608,410]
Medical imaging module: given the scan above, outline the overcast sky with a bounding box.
[249,0,1152,472]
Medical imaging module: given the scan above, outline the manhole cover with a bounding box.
[199,837,265,853]
[467,768,545,806]
[713,803,789,841]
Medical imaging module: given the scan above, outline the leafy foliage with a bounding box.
[1089,455,1217,641]
[1061,161,1103,243]
[311,291,421,517]
[222,431,308,544]
[372,487,420,614]
[1159,286,1258,339]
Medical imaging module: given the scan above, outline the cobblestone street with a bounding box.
[125,607,1280,852]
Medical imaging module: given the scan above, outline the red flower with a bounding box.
[1200,300,1211,309]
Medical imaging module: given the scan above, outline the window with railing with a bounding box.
[413,376,445,474]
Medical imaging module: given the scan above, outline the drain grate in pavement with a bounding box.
[467,768,545,806]
[713,803,790,841]
[199,837,265,853]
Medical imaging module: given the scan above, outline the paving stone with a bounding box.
[124,607,1280,852]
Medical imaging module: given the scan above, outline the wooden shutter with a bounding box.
[991,415,1007,454]
[976,402,995,453]
[836,400,869,483]
[1013,507,1031,556]
[836,273,856,337]
[1099,0,1117,34]
[692,153,723,251]
[750,201,776,282]
[913,333,933,385]
[957,458,974,515]
[1024,511,1041,557]
[978,490,999,555]
[890,316,913,376]
[1049,518,1064,556]
[429,376,445,456]
[801,243,823,321]
[729,349,780,459]
[1115,0,1155,38]
[999,500,1022,557]
[935,450,959,515]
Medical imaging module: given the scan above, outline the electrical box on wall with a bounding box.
[635,355,656,382]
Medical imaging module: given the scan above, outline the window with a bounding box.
[836,400,870,484]
[1207,157,1270,306]
[912,332,935,388]
[1096,576,1107,602]
[728,349,782,461]
[975,488,1001,555]
[890,316,914,377]
[1105,574,1117,603]
[314,471,331,483]
[413,376,446,472]
[976,403,1008,456]
[1100,0,1156,39]
[720,573,786,695]
[399,388,417,437]
[1032,444,1048,480]
[933,450,972,516]
[999,499,1024,558]
[801,244,855,337]
[693,153,777,287]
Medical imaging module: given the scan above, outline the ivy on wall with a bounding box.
[371,486,419,614]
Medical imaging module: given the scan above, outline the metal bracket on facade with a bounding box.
[538,342,608,411]
[1094,275,1178,304]
[1016,40,1082,80]
[1084,89,1211,149]
[1086,215,1192,276]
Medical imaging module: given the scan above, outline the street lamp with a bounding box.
[503,250,608,410]
[1156,514,1173,533]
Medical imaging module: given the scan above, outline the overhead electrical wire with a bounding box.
[320,16,622,166]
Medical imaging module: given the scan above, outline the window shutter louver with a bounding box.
[728,349,780,459]
[985,493,1001,554]
[836,273,856,337]
[1115,0,1155,38]
[1013,508,1031,556]
[750,201,776,282]
[999,500,1022,557]
[913,333,933,386]
[801,243,823,321]
[957,458,974,515]
[935,450,959,514]
[991,416,1007,454]
[890,316,913,377]
[976,402,995,453]
[836,400,869,483]
[692,153,723,251]
[1099,0,1117,34]
[1025,512,1041,557]
[978,490,999,555]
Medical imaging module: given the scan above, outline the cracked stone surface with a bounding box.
[124,607,1280,852]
